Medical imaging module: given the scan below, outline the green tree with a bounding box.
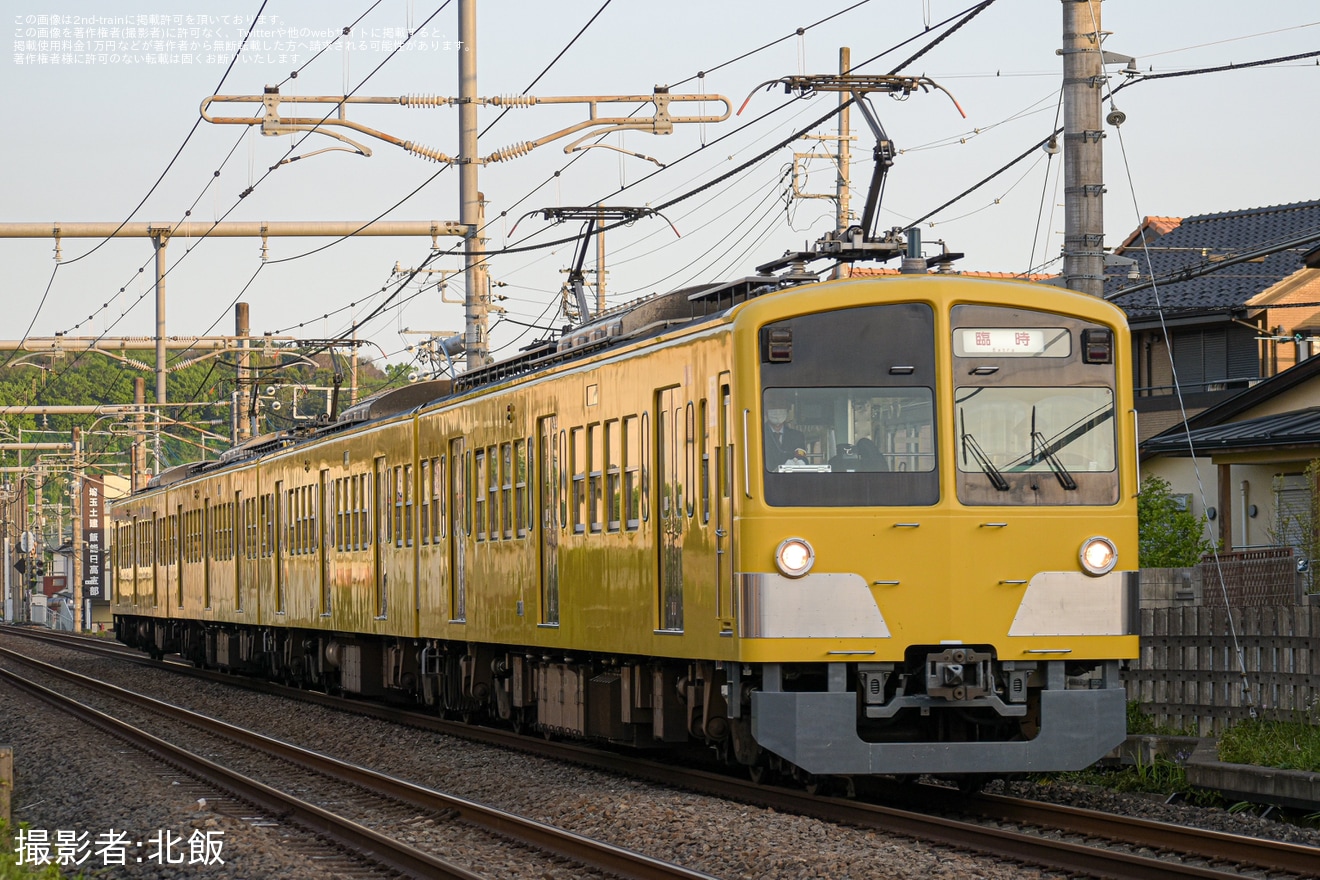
[1138,474,1212,567]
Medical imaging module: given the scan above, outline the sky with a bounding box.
[3,0,1318,378]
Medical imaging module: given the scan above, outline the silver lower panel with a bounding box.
[751,680,1126,776]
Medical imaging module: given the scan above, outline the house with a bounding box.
[1142,353,1320,553]
[1107,199,1320,442]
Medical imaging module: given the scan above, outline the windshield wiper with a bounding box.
[959,409,1008,491]
[1030,406,1077,490]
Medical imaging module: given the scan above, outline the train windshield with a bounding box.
[951,304,1120,506]
[762,387,937,506]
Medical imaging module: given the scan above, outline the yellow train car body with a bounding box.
[114,273,1138,779]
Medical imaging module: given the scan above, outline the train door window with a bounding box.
[203,499,212,610]
[450,437,468,622]
[640,412,651,523]
[558,430,568,532]
[605,419,621,532]
[588,423,603,534]
[235,492,244,612]
[374,458,389,550]
[699,399,710,524]
[319,469,330,615]
[259,494,270,558]
[501,442,514,539]
[434,456,446,541]
[537,416,560,625]
[514,442,528,538]
[403,463,414,547]
[685,401,696,518]
[419,460,431,544]
[623,415,640,530]
[176,506,184,608]
[570,427,586,534]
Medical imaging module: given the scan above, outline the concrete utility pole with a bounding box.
[459,0,488,370]
[835,47,854,280]
[1061,0,1106,297]
[71,427,82,634]
[235,304,251,443]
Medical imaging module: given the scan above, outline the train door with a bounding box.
[715,376,734,632]
[657,386,684,631]
[234,492,244,613]
[374,457,389,618]
[202,498,212,610]
[448,437,467,621]
[537,415,559,624]
[319,470,330,615]
[273,482,285,613]
[152,513,160,608]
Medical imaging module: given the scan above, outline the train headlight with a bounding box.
[775,537,815,578]
[1079,536,1118,575]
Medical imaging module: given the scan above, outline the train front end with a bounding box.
[734,276,1138,779]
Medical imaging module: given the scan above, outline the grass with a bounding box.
[0,819,83,880]
[1217,715,1320,773]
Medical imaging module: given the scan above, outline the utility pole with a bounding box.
[235,303,251,443]
[71,427,82,633]
[459,0,488,370]
[595,203,606,313]
[133,378,147,490]
[1061,0,1105,297]
[835,47,853,281]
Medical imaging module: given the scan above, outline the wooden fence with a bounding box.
[1123,604,1320,734]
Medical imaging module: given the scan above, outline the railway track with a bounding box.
[5,628,1316,880]
[0,641,719,880]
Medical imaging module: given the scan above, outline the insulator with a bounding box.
[399,94,450,108]
[489,94,536,108]
[485,141,535,163]
[402,141,455,164]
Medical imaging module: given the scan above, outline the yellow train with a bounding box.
[112,271,1138,783]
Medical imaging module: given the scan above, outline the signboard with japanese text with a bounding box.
[82,476,104,599]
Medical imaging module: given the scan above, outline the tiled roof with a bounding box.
[1107,199,1320,320]
[1143,405,1320,456]
[1116,215,1182,251]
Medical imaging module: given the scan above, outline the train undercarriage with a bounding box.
[115,615,1126,784]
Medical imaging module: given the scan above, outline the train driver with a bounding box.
[763,393,807,470]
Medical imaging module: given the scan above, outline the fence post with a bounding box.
[0,744,12,827]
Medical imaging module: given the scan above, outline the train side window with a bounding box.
[605,419,621,532]
[558,430,568,532]
[570,427,586,534]
[623,415,640,530]
[502,442,514,539]
[588,423,603,534]
[474,449,487,541]
[436,455,447,540]
[514,442,528,538]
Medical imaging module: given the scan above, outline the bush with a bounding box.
[1138,474,1212,568]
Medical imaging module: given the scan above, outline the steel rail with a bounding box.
[0,662,482,880]
[6,629,1310,879]
[0,645,718,880]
